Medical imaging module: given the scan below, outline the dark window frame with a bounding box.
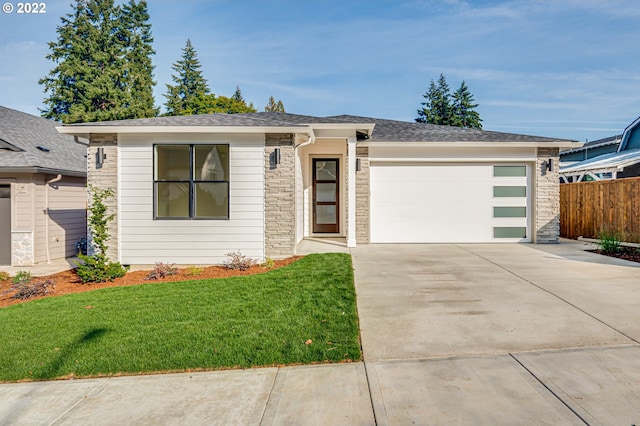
[153,144,230,220]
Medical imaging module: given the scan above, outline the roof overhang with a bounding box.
[0,166,86,177]
[360,140,582,148]
[56,125,315,138]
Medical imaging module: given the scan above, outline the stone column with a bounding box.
[535,147,560,243]
[265,134,296,258]
[355,146,370,244]
[88,134,119,261]
[347,137,357,247]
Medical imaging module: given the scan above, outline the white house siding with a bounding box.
[47,176,87,260]
[117,133,265,265]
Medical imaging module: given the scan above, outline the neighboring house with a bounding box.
[57,112,579,265]
[0,106,87,266]
[560,135,621,164]
[560,116,640,183]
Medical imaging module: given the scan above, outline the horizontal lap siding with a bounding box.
[119,140,265,265]
[48,178,87,260]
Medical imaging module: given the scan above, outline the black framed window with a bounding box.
[154,144,229,219]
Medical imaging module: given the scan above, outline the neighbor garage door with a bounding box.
[370,163,530,243]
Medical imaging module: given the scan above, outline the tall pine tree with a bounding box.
[121,0,158,118]
[451,81,482,129]
[416,74,452,125]
[416,74,482,128]
[39,0,157,123]
[163,39,211,116]
[264,95,285,112]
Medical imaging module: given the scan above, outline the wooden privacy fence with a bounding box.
[560,176,640,243]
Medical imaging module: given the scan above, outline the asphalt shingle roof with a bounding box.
[63,111,575,144]
[0,107,86,175]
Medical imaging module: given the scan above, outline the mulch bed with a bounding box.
[0,257,301,308]
[587,247,640,264]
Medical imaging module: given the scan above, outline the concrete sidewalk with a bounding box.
[2,241,640,425]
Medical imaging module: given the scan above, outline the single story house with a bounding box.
[560,115,640,182]
[58,112,580,265]
[0,106,87,266]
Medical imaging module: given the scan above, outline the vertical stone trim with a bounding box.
[11,231,34,266]
[265,134,296,258]
[88,134,119,261]
[356,146,370,244]
[535,147,560,243]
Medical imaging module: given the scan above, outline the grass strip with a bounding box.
[0,253,360,382]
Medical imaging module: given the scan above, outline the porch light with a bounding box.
[356,158,361,172]
[96,147,106,167]
[273,148,281,166]
[546,158,554,172]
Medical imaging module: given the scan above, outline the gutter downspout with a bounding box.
[292,131,316,252]
[45,174,63,264]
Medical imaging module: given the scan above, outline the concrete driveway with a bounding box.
[352,242,640,424]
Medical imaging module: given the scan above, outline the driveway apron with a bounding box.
[351,243,640,425]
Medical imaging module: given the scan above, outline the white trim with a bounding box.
[57,126,313,136]
[360,141,581,148]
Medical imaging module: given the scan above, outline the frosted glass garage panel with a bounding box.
[493,227,527,238]
[493,166,526,177]
[493,186,526,197]
[493,207,526,218]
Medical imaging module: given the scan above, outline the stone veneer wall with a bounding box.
[87,134,119,261]
[11,231,34,266]
[265,134,296,258]
[535,147,560,243]
[355,146,370,244]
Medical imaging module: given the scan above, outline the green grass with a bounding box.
[0,253,361,382]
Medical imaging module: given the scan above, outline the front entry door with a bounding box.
[313,159,339,233]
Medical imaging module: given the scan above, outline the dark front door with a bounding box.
[313,158,339,233]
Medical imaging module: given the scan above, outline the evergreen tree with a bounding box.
[164,39,211,115]
[231,85,244,103]
[39,0,157,123]
[451,81,482,129]
[416,74,453,125]
[121,0,158,118]
[264,95,285,112]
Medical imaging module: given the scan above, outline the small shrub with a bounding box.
[224,251,257,271]
[145,262,178,280]
[261,258,276,270]
[597,230,623,254]
[12,271,33,285]
[185,265,204,277]
[0,271,10,281]
[11,279,55,300]
[76,255,128,283]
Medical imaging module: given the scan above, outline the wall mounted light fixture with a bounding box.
[546,158,554,172]
[356,158,361,172]
[96,147,106,167]
[274,148,281,166]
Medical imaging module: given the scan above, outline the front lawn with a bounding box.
[0,253,361,382]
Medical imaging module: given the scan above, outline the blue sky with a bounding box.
[1,0,639,141]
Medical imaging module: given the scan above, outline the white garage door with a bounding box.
[370,163,530,243]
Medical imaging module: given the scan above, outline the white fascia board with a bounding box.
[56,125,313,136]
[309,123,375,133]
[359,141,582,148]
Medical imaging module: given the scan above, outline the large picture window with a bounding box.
[154,144,229,219]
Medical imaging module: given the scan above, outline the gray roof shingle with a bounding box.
[0,107,86,176]
[62,111,575,144]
